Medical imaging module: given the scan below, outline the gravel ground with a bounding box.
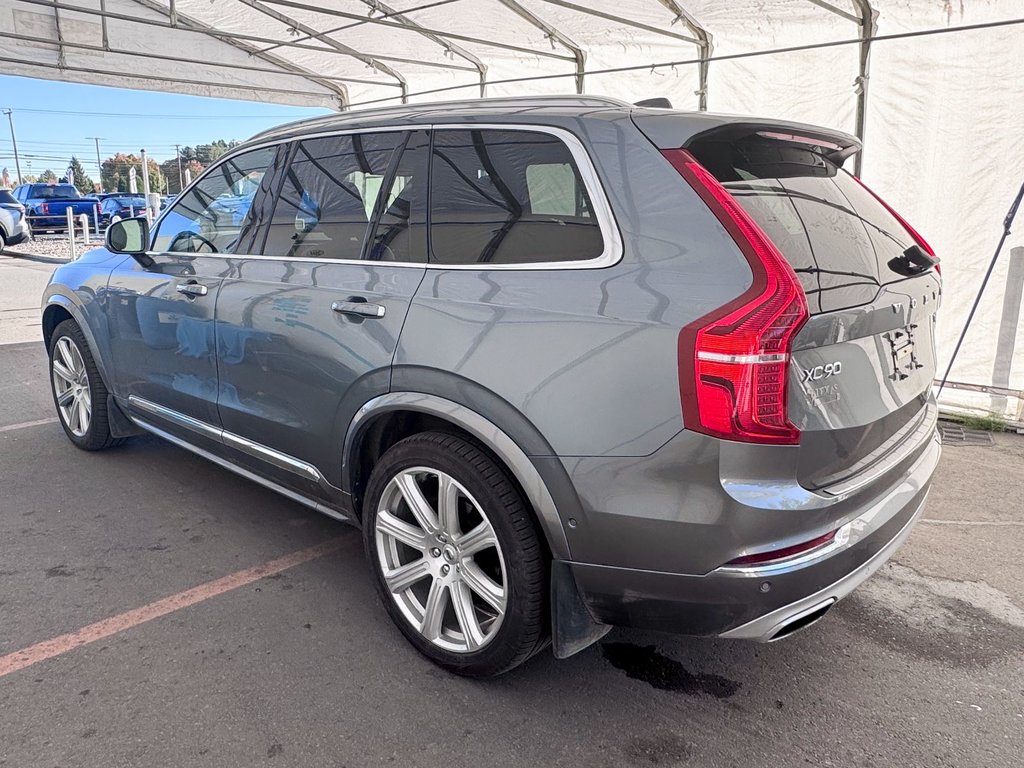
[4,234,102,261]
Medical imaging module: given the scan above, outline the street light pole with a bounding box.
[86,136,104,190]
[3,109,24,185]
[174,144,184,193]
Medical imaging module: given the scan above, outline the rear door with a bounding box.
[213,130,428,495]
[684,129,940,489]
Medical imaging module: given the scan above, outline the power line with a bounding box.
[0,107,318,120]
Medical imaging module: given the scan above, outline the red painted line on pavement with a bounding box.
[0,537,345,679]
[0,417,59,433]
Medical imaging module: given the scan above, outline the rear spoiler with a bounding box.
[632,112,862,166]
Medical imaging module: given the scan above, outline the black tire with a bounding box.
[0,229,6,254]
[363,431,548,677]
[48,319,124,451]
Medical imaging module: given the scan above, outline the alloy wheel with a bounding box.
[51,336,92,437]
[375,467,508,653]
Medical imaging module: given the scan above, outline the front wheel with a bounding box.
[49,319,123,451]
[363,431,548,677]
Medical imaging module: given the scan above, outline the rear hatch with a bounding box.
[643,118,940,491]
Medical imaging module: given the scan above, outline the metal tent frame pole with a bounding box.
[358,1,490,98]
[657,1,713,111]
[495,0,586,93]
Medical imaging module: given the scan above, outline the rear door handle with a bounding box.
[332,300,385,319]
[176,283,208,297]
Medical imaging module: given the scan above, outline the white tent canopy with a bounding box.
[2,0,1023,417]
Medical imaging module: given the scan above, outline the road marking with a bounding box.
[921,519,1024,527]
[0,417,58,433]
[0,537,345,679]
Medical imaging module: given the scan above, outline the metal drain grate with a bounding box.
[938,422,995,446]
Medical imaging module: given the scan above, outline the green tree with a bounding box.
[100,153,164,194]
[68,156,95,194]
[40,169,57,183]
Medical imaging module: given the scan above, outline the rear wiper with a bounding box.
[887,245,940,276]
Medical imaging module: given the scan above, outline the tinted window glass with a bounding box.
[30,184,79,199]
[152,147,276,254]
[690,136,919,313]
[429,129,603,265]
[365,131,429,263]
[0,190,17,205]
[264,132,403,260]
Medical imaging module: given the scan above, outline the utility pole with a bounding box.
[86,137,104,189]
[3,109,23,185]
[174,144,184,193]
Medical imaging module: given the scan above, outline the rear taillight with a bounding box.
[662,149,809,445]
[724,526,843,567]
[853,176,939,273]
[41,202,49,215]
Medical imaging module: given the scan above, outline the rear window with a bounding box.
[688,136,917,313]
[0,190,17,205]
[429,129,603,265]
[30,184,80,199]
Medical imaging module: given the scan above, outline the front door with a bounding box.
[106,146,281,437]
[214,130,429,494]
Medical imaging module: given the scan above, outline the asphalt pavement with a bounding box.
[1,253,1022,767]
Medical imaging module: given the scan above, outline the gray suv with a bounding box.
[42,96,942,676]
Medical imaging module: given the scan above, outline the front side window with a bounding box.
[152,147,276,254]
[429,129,603,265]
[263,132,404,260]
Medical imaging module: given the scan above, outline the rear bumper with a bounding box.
[564,429,940,639]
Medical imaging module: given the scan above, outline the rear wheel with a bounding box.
[363,431,547,676]
[48,319,123,451]
[0,230,6,254]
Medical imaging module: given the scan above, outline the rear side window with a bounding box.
[0,190,17,205]
[263,132,405,260]
[365,131,429,263]
[689,136,918,313]
[429,129,603,265]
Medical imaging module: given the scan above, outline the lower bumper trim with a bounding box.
[717,488,927,642]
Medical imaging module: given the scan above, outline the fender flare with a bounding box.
[342,391,572,561]
[41,291,113,390]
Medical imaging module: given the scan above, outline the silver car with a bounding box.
[41,96,942,676]
[0,188,30,253]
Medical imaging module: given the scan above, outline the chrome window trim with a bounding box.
[145,123,623,272]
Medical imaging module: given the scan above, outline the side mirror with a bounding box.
[105,217,149,254]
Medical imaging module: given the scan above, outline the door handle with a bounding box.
[332,300,385,319]
[176,283,208,297]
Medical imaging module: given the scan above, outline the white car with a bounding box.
[0,188,30,253]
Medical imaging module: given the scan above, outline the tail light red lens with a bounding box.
[41,202,49,215]
[853,175,939,273]
[662,149,809,445]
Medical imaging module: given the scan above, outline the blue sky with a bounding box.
[1,75,331,180]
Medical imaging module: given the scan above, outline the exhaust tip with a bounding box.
[768,599,835,641]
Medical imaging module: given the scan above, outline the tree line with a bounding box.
[16,139,240,195]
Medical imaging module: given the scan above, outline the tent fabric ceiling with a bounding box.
[2,0,1023,412]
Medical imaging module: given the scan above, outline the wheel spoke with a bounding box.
[420,578,448,641]
[52,359,76,385]
[57,338,77,375]
[395,473,439,534]
[457,521,497,557]
[383,556,431,595]
[450,581,485,650]
[56,388,75,407]
[461,561,505,614]
[437,474,460,536]
[377,509,428,551]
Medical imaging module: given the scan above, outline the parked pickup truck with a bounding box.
[12,183,98,233]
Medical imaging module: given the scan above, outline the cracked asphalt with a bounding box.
[1,253,1022,767]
